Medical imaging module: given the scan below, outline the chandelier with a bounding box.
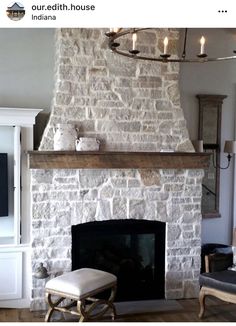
[105,28,236,63]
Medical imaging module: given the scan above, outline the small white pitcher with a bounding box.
[75,137,100,151]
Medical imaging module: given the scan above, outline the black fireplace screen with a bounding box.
[72,219,165,301]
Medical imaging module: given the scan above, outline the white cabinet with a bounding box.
[0,107,41,307]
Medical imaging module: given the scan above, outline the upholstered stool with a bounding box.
[199,270,236,318]
[45,268,117,322]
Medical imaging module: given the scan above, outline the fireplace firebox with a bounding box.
[72,219,165,302]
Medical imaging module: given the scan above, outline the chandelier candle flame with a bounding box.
[105,28,236,63]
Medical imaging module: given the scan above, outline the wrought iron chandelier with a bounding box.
[105,28,236,63]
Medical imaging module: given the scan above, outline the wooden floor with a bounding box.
[1,297,236,322]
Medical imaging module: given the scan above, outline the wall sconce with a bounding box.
[192,140,236,169]
[215,140,236,169]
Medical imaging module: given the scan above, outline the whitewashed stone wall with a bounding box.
[31,28,203,310]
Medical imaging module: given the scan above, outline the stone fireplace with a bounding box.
[30,28,204,311]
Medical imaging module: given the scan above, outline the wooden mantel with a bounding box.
[28,151,210,169]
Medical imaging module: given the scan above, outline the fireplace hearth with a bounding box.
[72,219,165,301]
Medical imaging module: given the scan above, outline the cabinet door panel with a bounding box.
[0,251,22,300]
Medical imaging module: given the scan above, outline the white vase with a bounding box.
[75,137,100,151]
[53,124,78,150]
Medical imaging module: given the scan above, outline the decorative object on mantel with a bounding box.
[191,140,204,153]
[33,262,49,279]
[27,151,211,170]
[76,137,100,151]
[53,123,78,151]
[105,28,236,63]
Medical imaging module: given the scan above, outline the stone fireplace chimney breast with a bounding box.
[31,28,203,311]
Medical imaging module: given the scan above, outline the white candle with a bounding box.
[200,36,205,54]
[163,37,168,54]
[132,33,137,51]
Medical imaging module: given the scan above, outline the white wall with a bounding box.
[0,28,55,112]
[180,28,236,245]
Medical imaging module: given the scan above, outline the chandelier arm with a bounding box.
[110,46,236,63]
[107,28,236,63]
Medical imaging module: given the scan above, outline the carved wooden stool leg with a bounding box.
[45,292,65,322]
[109,285,117,320]
[76,285,117,322]
[77,299,87,322]
[45,293,54,322]
[199,287,206,319]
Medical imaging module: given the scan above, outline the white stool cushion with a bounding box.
[45,268,117,300]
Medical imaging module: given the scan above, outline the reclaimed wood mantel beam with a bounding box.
[28,151,211,169]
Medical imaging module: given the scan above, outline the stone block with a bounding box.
[138,63,161,76]
[128,179,141,187]
[183,280,199,298]
[129,199,146,219]
[83,202,97,220]
[114,88,134,106]
[139,169,160,186]
[155,100,171,111]
[167,257,181,271]
[167,224,182,241]
[134,76,162,88]
[96,120,121,132]
[96,200,111,220]
[90,77,112,91]
[165,289,183,300]
[31,170,53,184]
[144,202,156,220]
[121,188,143,199]
[89,67,107,76]
[87,107,110,119]
[111,178,127,188]
[117,121,141,132]
[32,192,50,202]
[79,170,108,188]
[83,189,98,200]
[112,197,127,219]
[106,55,136,77]
[32,203,50,220]
[165,271,183,290]
[157,111,173,120]
[63,106,86,120]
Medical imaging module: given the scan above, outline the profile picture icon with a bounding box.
[6,2,25,21]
